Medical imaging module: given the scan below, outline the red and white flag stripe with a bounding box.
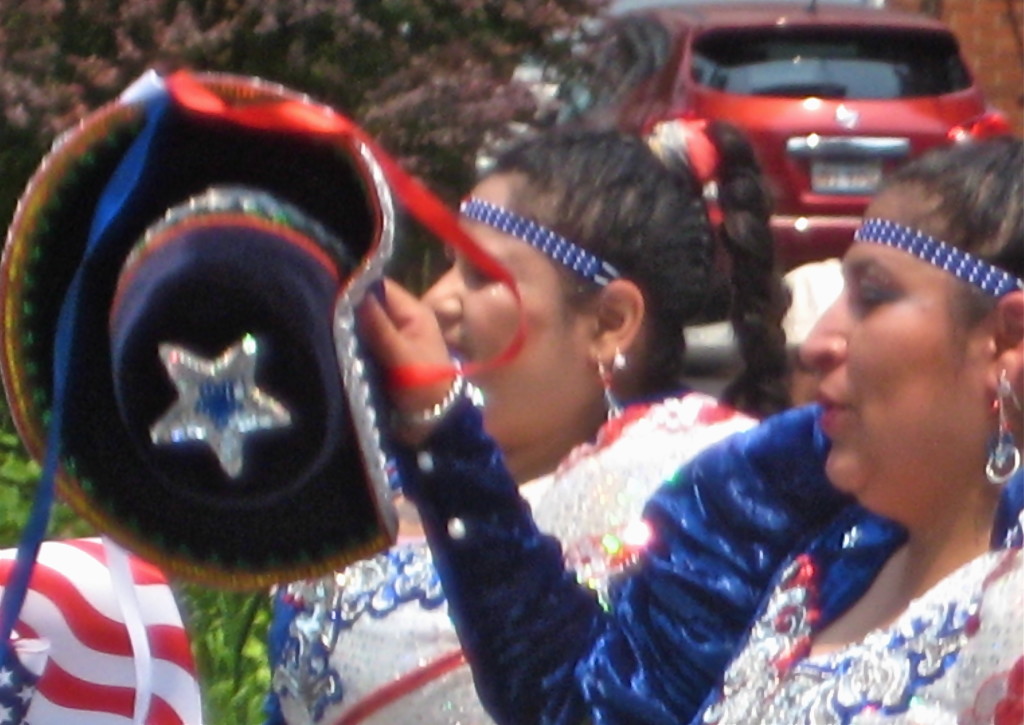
[0,538,202,724]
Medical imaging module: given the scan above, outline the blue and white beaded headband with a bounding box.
[460,197,621,286]
[855,218,1023,297]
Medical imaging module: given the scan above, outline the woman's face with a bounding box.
[422,173,606,482]
[800,203,998,527]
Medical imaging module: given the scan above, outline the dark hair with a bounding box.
[487,125,791,417]
[876,136,1023,321]
[879,136,1023,272]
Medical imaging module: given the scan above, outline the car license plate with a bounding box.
[811,160,882,194]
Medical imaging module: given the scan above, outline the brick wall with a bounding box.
[888,0,1024,136]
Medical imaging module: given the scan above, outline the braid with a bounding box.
[708,121,791,416]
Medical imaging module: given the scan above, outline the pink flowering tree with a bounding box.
[0,0,605,216]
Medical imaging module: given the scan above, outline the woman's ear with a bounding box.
[591,279,646,362]
[993,290,1024,396]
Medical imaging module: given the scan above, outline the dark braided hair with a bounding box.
[487,125,791,417]
[710,121,791,416]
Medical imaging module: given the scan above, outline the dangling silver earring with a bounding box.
[986,370,1021,485]
[598,348,626,420]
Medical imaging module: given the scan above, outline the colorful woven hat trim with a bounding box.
[2,103,145,459]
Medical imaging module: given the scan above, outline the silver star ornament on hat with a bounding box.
[149,333,292,479]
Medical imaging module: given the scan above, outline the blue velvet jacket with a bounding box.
[398,403,1024,725]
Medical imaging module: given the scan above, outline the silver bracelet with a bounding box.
[395,374,467,427]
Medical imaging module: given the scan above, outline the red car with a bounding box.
[554,1,1011,269]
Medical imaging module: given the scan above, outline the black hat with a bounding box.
[0,70,403,588]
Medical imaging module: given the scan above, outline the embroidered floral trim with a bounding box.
[702,554,820,724]
[273,542,444,721]
[702,547,993,724]
[555,393,745,474]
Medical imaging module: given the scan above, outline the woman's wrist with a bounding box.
[392,374,483,444]
[395,373,467,424]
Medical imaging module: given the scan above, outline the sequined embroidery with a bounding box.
[561,520,654,608]
[702,544,1000,724]
[273,542,444,721]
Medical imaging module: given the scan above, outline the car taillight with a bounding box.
[948,111,1013,142]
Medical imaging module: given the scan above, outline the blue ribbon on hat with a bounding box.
[0,88,173,664]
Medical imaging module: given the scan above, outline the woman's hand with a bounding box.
[357,279,459,443]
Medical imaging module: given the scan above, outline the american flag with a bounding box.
[0,538,203,724]
[0,637,44,725]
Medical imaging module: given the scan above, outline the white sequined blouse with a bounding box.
[270,391,754,724]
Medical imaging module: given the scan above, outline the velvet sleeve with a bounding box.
[399,403,852,725]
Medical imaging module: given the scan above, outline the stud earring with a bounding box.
[986,370,1021,485]
[612,348,626,373]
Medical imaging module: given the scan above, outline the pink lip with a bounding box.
[817,398,848,438]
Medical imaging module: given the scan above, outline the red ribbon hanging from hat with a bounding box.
[164,71,523,389]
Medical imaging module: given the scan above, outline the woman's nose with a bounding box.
[798,294,848,375]
[423,267,462,326]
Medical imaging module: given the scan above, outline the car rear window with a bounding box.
[692,28,972,99]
